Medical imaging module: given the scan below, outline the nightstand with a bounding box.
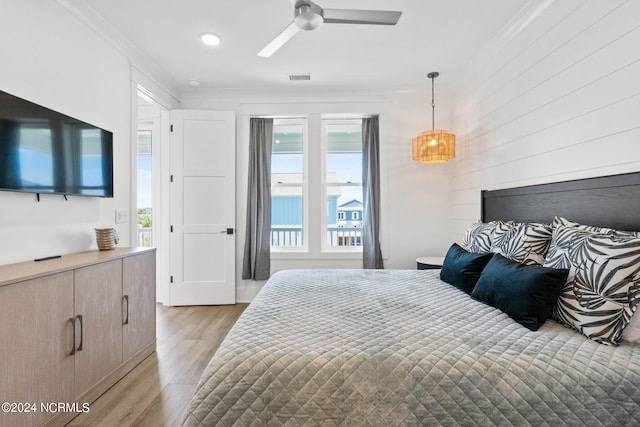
[416,256,444,270]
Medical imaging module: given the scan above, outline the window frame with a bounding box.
[270,118,309,253]
[321,118,363,253]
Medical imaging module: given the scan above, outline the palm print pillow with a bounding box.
[553,216,640,238]
[544,225,640,345]
[490,221,553,266]
[460,221,502,254]
[552,216,614,233]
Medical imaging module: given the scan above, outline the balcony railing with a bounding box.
[329,227,362,247]
[271,225,303,247]
[136,225,360,249]
[138,226,153,247]
[270,225,362,247]
[138,225,362,248]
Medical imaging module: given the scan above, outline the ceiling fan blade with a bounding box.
[257,22,301,57]
[323,9,402,25]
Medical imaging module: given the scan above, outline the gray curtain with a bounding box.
[242,118,273,280]
[362,116,384,269]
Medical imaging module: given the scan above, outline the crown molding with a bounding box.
[55,0,180,105]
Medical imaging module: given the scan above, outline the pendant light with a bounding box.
[412,72,455,164]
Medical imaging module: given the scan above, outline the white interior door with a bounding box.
[170,110,235,305]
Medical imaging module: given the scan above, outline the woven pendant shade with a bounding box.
[412,72,455,164]
[412,130,455,164]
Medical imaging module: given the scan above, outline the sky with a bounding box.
[137,154,152,209]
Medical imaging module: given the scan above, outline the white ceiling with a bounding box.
[79,0,529,98]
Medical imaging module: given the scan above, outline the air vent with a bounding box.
[289,74,311,81]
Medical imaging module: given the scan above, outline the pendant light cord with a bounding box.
[431,75,435,132]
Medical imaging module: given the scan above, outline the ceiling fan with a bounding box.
[258,0,402,57]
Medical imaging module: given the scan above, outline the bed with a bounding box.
[181,172,640,426]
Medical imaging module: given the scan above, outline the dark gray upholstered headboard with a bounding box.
[481,172,640,231]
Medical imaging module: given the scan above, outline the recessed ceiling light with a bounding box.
[200,32,221,46]
[189,79,201,87]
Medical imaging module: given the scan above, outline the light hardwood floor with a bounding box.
[68,303,247,426]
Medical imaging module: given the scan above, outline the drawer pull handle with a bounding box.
[70,317,77,355]
[76,315,83,352]
[123,295,130,325]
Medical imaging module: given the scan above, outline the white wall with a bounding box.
[181,89,454,301]
[450,0,640,241]
[0,0,455,300]
[0,0,132,265]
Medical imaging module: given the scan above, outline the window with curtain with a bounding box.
[256,114,382,268]
[270,118,306,250]
[323,119,363,250]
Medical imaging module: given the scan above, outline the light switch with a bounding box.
[115,209,129,224]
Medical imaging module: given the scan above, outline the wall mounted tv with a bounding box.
[0,90,113,198]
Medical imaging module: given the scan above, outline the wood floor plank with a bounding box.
[67,355,164,426]
[67,304,247,426]
[131,384,197,427]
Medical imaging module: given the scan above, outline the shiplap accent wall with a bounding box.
[450,0,640,241]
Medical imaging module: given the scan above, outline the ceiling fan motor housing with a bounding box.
[294,0,324,30]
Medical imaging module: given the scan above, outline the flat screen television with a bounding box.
[0,90,113,198]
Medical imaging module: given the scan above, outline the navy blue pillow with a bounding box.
[471,254,569,331]
[440,243,494,294]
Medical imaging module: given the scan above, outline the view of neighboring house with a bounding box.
[335,199,362,246]
[271,172,362,247]
[337,199,362,228]
[270,172,307,247]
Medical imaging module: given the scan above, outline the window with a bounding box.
[266,115,369,256]
[323,119,363,249]
[270,119,306,249]
[137,130,153,247]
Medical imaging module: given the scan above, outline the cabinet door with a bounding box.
[122,251,156,360]
[0,272,75,427]
[73,260,123,397]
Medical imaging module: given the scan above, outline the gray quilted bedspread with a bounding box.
[181,269,640,426]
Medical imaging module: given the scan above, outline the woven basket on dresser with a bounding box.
[95,228,119,251]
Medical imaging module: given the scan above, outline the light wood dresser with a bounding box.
[0,247,156,427]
